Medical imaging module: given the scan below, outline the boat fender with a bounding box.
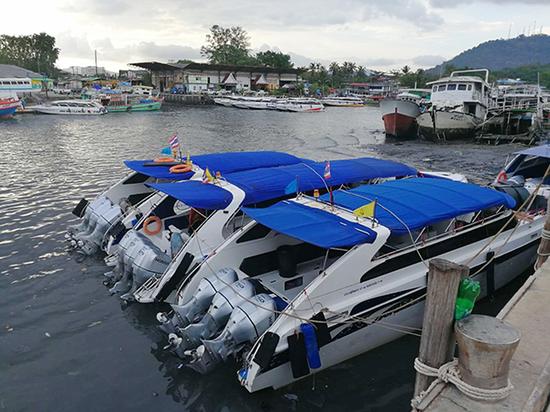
[300,323,322,369]
[287,332,309,378]
[143,216,162,236]
[169,164,193,174]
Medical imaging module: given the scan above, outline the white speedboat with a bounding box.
[272,98,324,112]
[67,151,306,255]
[417,69,491,140]
[108,157,417,301]
[322,96,365,107]
[159,177,544,392]
[30,100,107,115]
[213,97,235,107]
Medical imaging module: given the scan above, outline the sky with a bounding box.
[2,0,550,72]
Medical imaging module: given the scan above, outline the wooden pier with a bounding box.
[160,93,214,105]
[411,259,550,411]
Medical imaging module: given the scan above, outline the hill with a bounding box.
[428,34,550,75]
[492,64,550,88]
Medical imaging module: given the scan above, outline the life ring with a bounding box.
[154,156,175,163]
[169,164,193,174]
[143,216,162,235]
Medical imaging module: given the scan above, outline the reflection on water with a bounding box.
[0,106,528,411]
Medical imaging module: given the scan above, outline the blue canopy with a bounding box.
[149,157,417,210]
[227,157,417,205]
[514,145,550,159]
[124,151,306,180]
[242,201,377,249]
[148,180,233,210]
[324,177,516,234]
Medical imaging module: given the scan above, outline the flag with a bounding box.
[186,152,191,166]
[160,146,172,155]
[284,178,298,195]
[353,200,376,218]
[169,134,180,150]
[323,160,331,179]
[202,167,214,183]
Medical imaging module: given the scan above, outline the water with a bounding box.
[0,105,529,411]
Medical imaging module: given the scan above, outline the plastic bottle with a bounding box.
[455,278,481,320]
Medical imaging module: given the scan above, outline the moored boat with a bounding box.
[0,97,20,119]
[30,100,107,115]
[380,98,421,139]
[417,69,491,141]
[322,96,365,107]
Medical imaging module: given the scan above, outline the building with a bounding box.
[118,69,149,83]
[130,61,302,93]
[345,81,397,97]
[0,64,53,97]
[65,65,108,77]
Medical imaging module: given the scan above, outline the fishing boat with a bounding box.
[380,89,431,139]
[66,152,308,255]
[159,176,543,391]
[129,157,417,304]
[417,69,491,141]
[30,100,107,115]
[0,97,20,119]
[322,96,365,107]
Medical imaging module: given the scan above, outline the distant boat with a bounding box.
[417,69,491,141]
[105,96,163,113]
[271,98,324,112]
[322,96,365,107]
[0,97,20,119]
[380,89,431,139]
[30,100,107,115]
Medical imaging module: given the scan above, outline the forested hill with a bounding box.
[428,34,550,75]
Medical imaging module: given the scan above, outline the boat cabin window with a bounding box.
[447,84,457,91]
[458,84,467,91]
[467,85,472,90]
[432,86,437,92]
[437,85,446,92]
[475,83,482,91]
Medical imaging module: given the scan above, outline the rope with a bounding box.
[411,357,513,410]
[536,228,550,257]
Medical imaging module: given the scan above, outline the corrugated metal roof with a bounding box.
[130,61,302,74]
[0,64,43,79]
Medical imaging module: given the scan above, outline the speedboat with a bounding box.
[271,98,324,112]
[108,157,417,301]
[30,100,107,115]
[67,151,307,255]
[230,97,276,110]
[322,96,365,107]
[160,177,544,391]
[417,69,491,141]
[0,97,20,119]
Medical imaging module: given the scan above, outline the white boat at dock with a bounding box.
[29,100,107,115]
[322,96,366,107]
[417,69,491,141]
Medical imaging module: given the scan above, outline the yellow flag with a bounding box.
[353,200,376,218]
[186,152,191,166]
[203,167,214,183]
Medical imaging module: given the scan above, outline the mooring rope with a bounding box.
[411,357,513,410]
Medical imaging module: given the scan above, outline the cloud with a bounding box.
[429,0,549,7]
[412,55,446,67]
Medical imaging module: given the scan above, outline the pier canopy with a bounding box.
[243,201,377,248]
[124,151,306,180]
[514,145,550,159]
[324,177,516,234]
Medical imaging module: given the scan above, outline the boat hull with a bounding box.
[380,99,420,139]
[107,101,162,113]
[0,105,17,118]
[417,111,481,141]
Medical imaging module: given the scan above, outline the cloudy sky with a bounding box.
[2,0,549,71]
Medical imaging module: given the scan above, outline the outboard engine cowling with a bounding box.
[171,279,256,354]
[494,185,530,210]
[158,268,238,334]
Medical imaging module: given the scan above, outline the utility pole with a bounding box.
[95,50,98,76]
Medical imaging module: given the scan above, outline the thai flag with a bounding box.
[323,160,331,179]
[169,134,179,150]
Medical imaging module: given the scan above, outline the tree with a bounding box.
[0,33,59,76]
[255,50,293,69]
[200,25,255,65]
[401,65,411,74]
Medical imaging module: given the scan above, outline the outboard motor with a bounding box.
[494,183,530,211]
[104,230,140,283]
[67,197,109,237]
[75,204,123,255]
[170,279,256,355]
[158,268,238,334]
[186,294,277,374]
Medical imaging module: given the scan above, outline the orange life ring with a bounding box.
[154,156,175,163]
[169,164,193,174]
[143,216,162,235]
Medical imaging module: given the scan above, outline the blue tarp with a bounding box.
[124,151,306,180]
[323,177,516,234]
[149,157,417,210]
[227,157,417,205]
[242,201,377,249]
[514,145,550,159]
[148,180,234,210]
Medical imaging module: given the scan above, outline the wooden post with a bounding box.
[413,258,469,397]
[455,314,520,392]
[534,197,550,270]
